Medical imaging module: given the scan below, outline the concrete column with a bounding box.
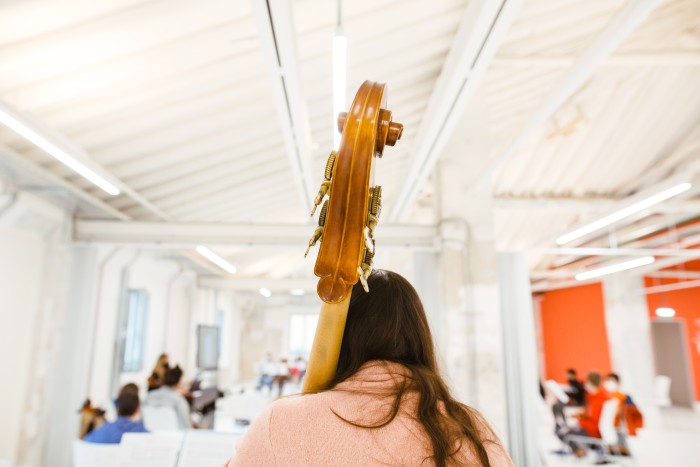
[44,246,100,467]
[603,272,655,402]
[499,252,540,466]
[434,99,507,438]
[413,251,443,352]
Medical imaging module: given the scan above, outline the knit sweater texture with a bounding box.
[229,361,513,466]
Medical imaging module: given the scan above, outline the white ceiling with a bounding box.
[0,0,699,289]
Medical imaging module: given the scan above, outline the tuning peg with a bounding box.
[357,266,370,293]
[304,201,329,257]
[310,152,338,217]
[304,227,324,258]
[310,181,330,217]
[363,227,374,254]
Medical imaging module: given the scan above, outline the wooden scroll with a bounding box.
[302,80,403,393]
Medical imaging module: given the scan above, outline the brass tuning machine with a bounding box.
[359,186,382,292]
[304,200,329,258]
[310,151,337,217]
[364,186,382,251]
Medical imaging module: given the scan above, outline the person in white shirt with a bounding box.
[143,365,192,429]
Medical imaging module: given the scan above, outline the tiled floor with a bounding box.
[539,403,700,467]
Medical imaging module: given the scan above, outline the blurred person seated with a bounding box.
[144,365,192,429]
[78,399,106,439]
[552,368,586,428]
[147,353,170,391]
[255,353,277,393]
[274,358,290,398]
[564,368,586,405]
[106,382,142,421]
[556,371,611,463]
[84,392,147,444]
[604,373,643,455]
[114,382,139,406]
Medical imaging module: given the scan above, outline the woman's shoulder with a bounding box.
[266,391,336,420]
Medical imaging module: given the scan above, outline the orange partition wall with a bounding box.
[539,282,613,382]
[644,277,700,401]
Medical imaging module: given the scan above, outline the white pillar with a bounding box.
[603,272,655,402]
[413,251,443,351]
[499,252,540,466]
[434,98,507,438]
[44,246,100,467]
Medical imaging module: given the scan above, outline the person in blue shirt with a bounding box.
[84,391,148,443]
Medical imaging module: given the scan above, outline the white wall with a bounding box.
[0,186,211,467]
[0,227,48,463]
[0,190,72,467]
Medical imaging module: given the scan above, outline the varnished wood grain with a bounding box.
[303,80,402,394]
[314,81,388,304]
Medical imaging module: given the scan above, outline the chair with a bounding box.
[117,432,183,466]
[654,375,672,407]
[545,379,570,404]
[228,391,268,424]
[176,431,240,467]
[141,405,181,431]
[72,439,119,467]
[599,398,622,449]
[565,398,621,460]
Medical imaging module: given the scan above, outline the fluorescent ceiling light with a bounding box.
[575,256,655,281]
[259,287,272,298]
[196,245,236,274]
[556,182,692,245]
[0,105,120,196]
[655,307,676,318]
[332,32,347,149]
[290,289,305,296]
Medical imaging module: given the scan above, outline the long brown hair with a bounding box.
[324,269,496,467]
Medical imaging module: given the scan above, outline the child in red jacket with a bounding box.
[556,372,611,464]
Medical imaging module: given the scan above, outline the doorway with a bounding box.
[650,320,695,407]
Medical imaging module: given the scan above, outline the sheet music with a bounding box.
[545,379,570,404]
[176,432,239,467]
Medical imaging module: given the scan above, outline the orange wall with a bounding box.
[644,277,700,401]
[539,282,612,382]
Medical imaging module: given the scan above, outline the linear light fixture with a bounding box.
[332,1,346,149]
[0,103,120,196]
[556,182,692,245]
[575,256,655,281]
[196,245,236,274]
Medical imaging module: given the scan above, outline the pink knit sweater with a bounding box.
[227,361,513,466]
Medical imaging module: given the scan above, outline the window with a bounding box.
[120,289,149,372]
[289,314,319,356]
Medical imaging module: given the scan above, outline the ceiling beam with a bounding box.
[73,220,438,248]
[492,52,700,68]
[250,0,314,215]
[530,247,700,258]
[494,196,700,213]
[390,0,523,221]
[488,0,663,173]
[644,279,700,295]
[0,144,129,220]
[647,271,700,280]
[551,171,700,248]
[548,226,700,270]
[0,100,171,221]
[198,275,317,292]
